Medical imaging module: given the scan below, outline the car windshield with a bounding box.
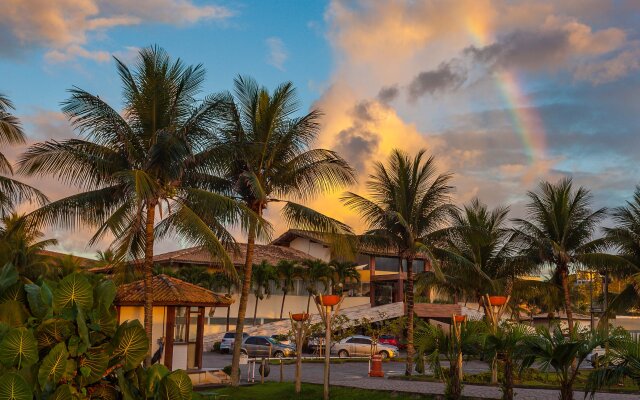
[223,333,235,339]
[267,337,280,345]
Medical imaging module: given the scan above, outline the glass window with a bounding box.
[245,337,257,345]
[257,337,269,346]
[346,338,356,343]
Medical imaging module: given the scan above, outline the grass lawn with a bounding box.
[199,382,447,399]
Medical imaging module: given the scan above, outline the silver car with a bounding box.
[331,335,399,359]
[220,331,249,354]
[240,335,296,358]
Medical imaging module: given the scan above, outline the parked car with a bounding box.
[331,335,399,359]
[220,331,249,354]
[240,335,296,358]
[378,335,399,347]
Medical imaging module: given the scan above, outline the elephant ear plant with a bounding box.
[0,263,193,400]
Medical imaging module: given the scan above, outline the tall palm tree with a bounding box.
[302,259,333,314]
[251,260,277,325]
[329,259,361,295]
[435,199,536,305]
[0,93,47,216]
[342,149,454,375]
[276,260,303,319]
[215,76,356,385]
[511,178,612,332]
[602,186,640,312]
[18,46,251,363]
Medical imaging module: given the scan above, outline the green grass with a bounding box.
[199,382,441,399]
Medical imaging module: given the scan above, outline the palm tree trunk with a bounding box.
[405,257,415,376]
[253,294,259,326]
[306,293,311,314]
[230,209,259,386]
[503,357,514,400]
[559,264,574,332]
[280,291,287,319]
[226,286,231,331]
[143,202,156,367]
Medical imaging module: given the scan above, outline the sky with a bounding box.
[2,0,640,257]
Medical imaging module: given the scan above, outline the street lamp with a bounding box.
[484,294,510,384]
[315,294,344,400]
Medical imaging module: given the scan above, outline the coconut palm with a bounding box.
[0,213,56,280]
[342,149,454,375]
[214,76,356,385]
[483,323,531,400]
[276,260,304,319]
[18,46,252,363]
[251,260,277,325]
[0,93,47,216]
[602,186,640,313]
[329,259,361,295]
[303,259,333,314]
[511,178,613,333]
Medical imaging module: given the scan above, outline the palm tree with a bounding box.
[210,272,236,331]
[0,213,56,280]
[511,178,612,333]
[215,76,356,385]
[18,46,251,363]
[586,333,640,395]
[302,259,333,314]
[342,149,454,375]
[251,260,277,325]
[0,93,47,216]
[602,186,640,312]
[329,259,361,295]
[276,260,303,319]
[483,323,531,400]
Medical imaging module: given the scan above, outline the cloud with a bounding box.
[1,0,233,62]
[407,60,467,101]
[377,86,399,104]
[266,37,288,71]
[574,48,640,84]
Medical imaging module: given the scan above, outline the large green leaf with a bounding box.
[35,319,73,350]
[93,280,116,309]
[0,283,25,304]
[89,384,118,400]
[167,370,192,400]
[0,327,38,369]
[38,342,68,388]
[0,301,28,328]
[49,384,73,400]
[158,377,182,400]
[0,264,18,293]
[78,346,109,386]
[90,306,117,337]
[112,321,148,371]
[0,372,32,400]
[53,273,93,311]
[145,364,169,397]
[24,284,49,319]
[76,308,90,354]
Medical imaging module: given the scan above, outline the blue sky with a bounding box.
[2,0,640,255]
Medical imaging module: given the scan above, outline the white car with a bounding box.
[219,332,249,354]
[330,335,399,359]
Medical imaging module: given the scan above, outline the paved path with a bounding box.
[203,353,638,399]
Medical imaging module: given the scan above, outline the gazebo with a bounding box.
[114,274,233,371]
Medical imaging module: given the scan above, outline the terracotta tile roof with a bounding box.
[153,243,313,266]
[414,303,462,318]
[114,275,233,306]
[37,250,99,268]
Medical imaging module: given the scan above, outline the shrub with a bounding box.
[213,341,221,352]
[223,365,232,376]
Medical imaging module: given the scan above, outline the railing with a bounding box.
[241,355,374,383]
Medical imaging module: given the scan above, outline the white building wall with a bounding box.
[289,237,331,261]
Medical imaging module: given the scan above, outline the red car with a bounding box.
[378,335,401,348]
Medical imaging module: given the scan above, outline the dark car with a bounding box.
[240,335,296,358]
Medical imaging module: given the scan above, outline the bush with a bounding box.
[213,341,221,352]
[223,365,232,376]
[0,263,193,400]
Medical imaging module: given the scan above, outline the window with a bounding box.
[245,337,258,345]
[346,338,357,343]
[223,333,235,339]
[256,337,270,346]
[355,338,371,344]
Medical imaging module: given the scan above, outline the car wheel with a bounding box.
[379,351,389,360]
[274,351,285,358]
[338,350,349,358]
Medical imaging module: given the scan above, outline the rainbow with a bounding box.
[465,19,546,165]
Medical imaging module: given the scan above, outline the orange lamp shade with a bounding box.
[453,315,466,323]
[319,295,341,306]
[291,313,309,321]
[488,296,507,306]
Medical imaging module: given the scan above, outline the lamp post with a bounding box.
[315,294,344,400]
[289,312,310,394]
[484,294,510,384]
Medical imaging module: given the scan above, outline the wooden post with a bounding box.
[315,295,345,400]
[289,312,311,394]
[484,294,510,385]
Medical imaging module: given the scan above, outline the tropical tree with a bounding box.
[483,323,531,400]
[302,259,333,313]
[602,186,640,312]
[18,46,251,364]
[522,326,609,400]
[511,179,612,333]
[0,213,56,280]
[0,93,47,216]
[215,76,356,385]
[276,260,303,319]
[342,149,454,375]
[330,259,361,295]
[586,332,640,396]
[251,260,277,325]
